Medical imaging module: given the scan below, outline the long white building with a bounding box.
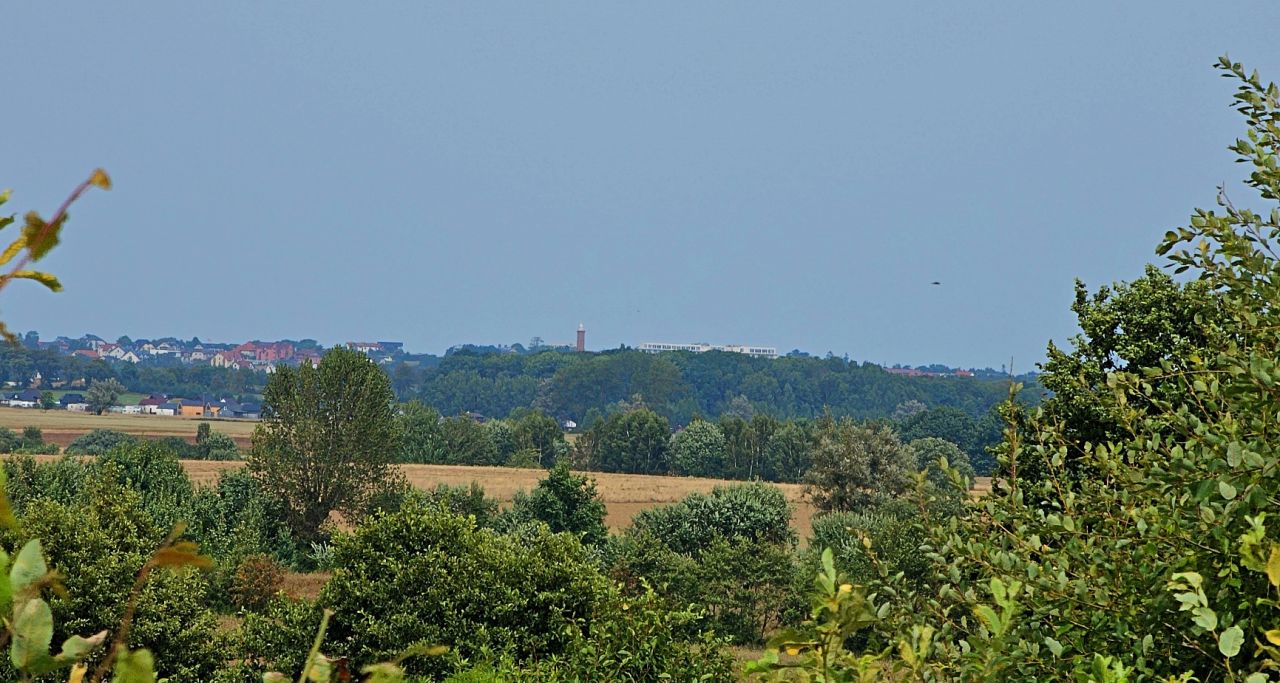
[638,342,778,359]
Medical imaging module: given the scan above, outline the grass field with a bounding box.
[0,406,258,447]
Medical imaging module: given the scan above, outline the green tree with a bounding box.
[836,59,1280,682]
[247,347,401,540]
[1027,265,1222,485]
[762,421,813,483]
[513,410,565,468]
[85,377,125,415]
[396,401,444,463]
[39,390,56,410]
[502,461,607,545]
[669,418,727,477]
[804,420,915,512]
[588,408,671,474]
[438,415,500,466]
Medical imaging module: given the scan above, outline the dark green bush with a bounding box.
[806,504,930,589]
[487,584,735,682]
[3,454,88,512]
[497,461,607,545]
[628,481,795,554]
[232,596,325,679]
[614,482,800,645]
[64,428,139,455]
[0,426,22,452]
[320,505,605,678]
[2,474,223,682]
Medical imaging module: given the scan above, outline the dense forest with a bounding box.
[0,342,1035,425]
[389,348,1033,424]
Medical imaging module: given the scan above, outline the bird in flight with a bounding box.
[930,281,942,286]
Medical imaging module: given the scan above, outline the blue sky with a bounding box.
[3,3,1276,368]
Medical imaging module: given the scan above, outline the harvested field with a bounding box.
[0,406,257,448]
[181,460,817,536]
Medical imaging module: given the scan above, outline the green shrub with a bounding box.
[196,422,240,460]
[64,428,139,455]
[0,426,21,452]
[629,481,795,554]
[498,461,607,545]
[21,425,42,446]
[2,475,223,682]
[615,483,800,645]
[806,504,929,589]
[501,584,735,682]
[95,441,196,533]
[320,505,605,677]
[417,482,501,527]
[2,454,88,513]
[13,443,60,455]
[232,596,325,679]
[153,435,200,459]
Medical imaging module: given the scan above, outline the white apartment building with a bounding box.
[638,342,778,359]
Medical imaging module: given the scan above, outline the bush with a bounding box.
[417,481,501,527]
[21,425,42,446]
[64,428,139,455]
[232,596,325,679]
[806,503,930,589]
[196,422,240,460]
[231,554,286,612]
[615,483,800,644]
[2,455,87,513]
[488,584,735,682]
[320,505,605,678]
[0,426,22,452]
[498,461,608,545]
[3,475,223,682]
[629,481,795,554]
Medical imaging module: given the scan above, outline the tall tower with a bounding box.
[576,323,586,353]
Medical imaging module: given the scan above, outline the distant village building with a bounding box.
[638,342,778,359]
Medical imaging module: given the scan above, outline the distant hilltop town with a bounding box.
[25,334,412,372]
[13,331,1001,381]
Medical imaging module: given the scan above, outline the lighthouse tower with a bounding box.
[576,324,586,353]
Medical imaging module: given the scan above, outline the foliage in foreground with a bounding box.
[745,55,1280,683]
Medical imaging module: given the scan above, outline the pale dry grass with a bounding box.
[180,460,817,536]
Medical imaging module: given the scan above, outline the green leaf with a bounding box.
[1227,442,1243,467]
[21,212,64,262]
[1267,546,1280,588]
[1192,606,1218,631]
[1219,625,1244,658]
[1044,636,1064,657]
[111,648,157,683]
[11,598,53,670]
[10,540,47,594]
[305,653,332,682]
[1219,480,1237,500]
[55,631,107,663]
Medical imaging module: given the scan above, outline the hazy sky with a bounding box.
[4,3,1276,369]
